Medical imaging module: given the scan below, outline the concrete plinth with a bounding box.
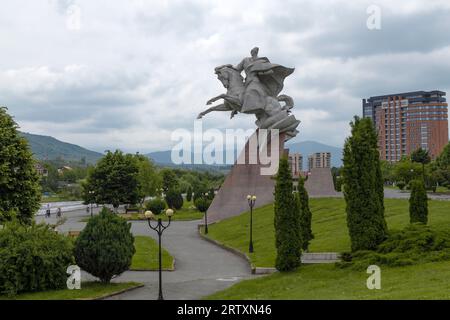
[207,131,287,223]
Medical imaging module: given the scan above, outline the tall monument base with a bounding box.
[207,131,287,224]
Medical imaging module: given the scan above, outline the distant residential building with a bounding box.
[57,166,73,174]
[34,163,48,177]
[363,90,449,161]
[288,153,303,176]
[308,152,331,171]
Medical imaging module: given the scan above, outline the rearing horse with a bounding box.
[197,65,299,139]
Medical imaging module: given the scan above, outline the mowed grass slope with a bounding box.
[205,198,450,268]
[131,236,174,270]
[206,261,450,300]
[205,197,450,300]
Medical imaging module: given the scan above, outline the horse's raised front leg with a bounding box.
[206,94,226,105]
[197,103,232,119]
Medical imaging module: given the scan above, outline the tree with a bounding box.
[194,196,211,213]
[0,107,41,224]
[186,186,193,202]
[274,157,302,271]
[342,116,387,251]
[74,208,135,283]
[165,188,183,210]
[409,179,428,224]
[134,154,161,209]
[411,148,431,181]
[83,150,140,210]
[145,197,166,215]
[296,177,314,251]
[393,158,422,185]
[161,168,179,192]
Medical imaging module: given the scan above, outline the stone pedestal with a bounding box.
[207,131,287,223]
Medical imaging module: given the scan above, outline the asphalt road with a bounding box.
[35,208,254,300]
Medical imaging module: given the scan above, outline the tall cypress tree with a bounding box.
[409,179,428,224]
[0,107,41,224]
[274,156,302,271]
[342,116,387,251]
[296,177,314,251]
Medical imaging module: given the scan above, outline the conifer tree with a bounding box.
[274,157,302,271]
[342,116,387,251]
[409,179,428,224]
[296,177,314,251]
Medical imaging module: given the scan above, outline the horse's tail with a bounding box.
[277,94,294,110]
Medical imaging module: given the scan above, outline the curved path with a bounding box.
[35,209,254,300]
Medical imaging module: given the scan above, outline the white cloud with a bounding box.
[0,0,449,152]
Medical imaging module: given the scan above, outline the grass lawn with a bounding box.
[131,236,174,270]
[204,198,450,268]
[1,282,142,300]
[206,261,450,300]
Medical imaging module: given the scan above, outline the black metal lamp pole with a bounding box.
[145,209,173,300]
[247,195,256,253]
[89,191,94,218]
[204,192,209,234]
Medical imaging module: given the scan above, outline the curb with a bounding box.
[91,283,145,300]
[197,224,341,275]
[197,224,267,275]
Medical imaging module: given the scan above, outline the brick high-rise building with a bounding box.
[308,152,331,171]
[288,152,303,177]
[363,90,449,161]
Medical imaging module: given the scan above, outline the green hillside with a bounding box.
[20,132,103,164]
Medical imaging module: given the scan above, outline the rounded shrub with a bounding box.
[397,181,406,190]
[146,197,166,215]
[74,208,135,283]
[0,221,74,296]
[165,189,183,210]
[194,197,211,213]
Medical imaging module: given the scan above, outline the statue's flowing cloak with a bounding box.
[240,57,295,113]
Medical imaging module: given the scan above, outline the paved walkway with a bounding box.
[36,209,254,300]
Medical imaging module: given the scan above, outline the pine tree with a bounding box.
[296,177,314,251]
[0,107,41,224]
[274,156,302,271]
[409,179,428,224]
[342,116,387,251]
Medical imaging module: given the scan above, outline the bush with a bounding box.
[146,197,166,215]
[397,181,406,190]
[194,197,211,213]
[0,221,74,296]
[274,157,302,271]
[336,224,450,270]
[74,208,135,283]
[165,189,183,210]
[409,179,428,224]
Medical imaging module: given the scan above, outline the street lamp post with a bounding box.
[88,190,95,218]
[204,192,209,234]
[247,195,256,253]
[145,208,174,300]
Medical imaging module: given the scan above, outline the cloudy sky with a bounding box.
[1,0,450,153]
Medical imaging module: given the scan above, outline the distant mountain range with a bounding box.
[147,140,343,168]
[21,132,343,168]
[20,132,104,164]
